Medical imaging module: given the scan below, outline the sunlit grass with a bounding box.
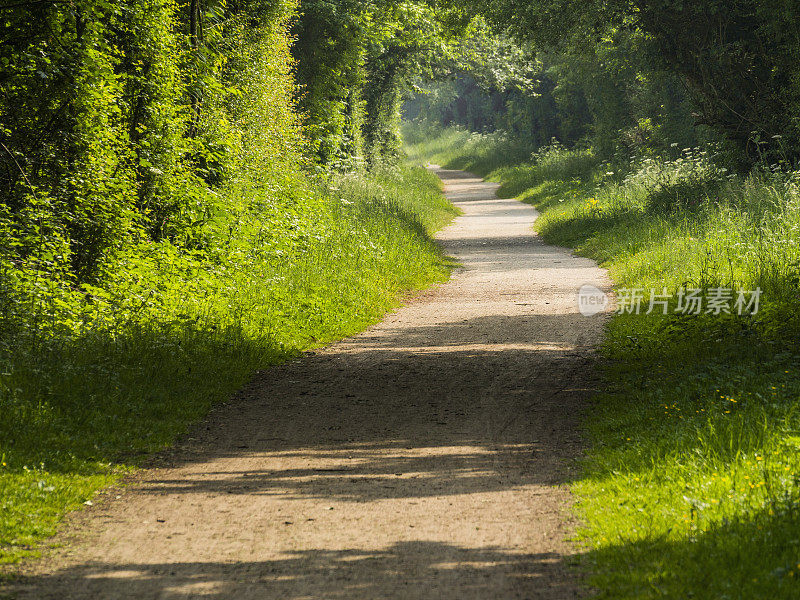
[404,123,534,175]
[408,123,800,598]
[0,164,457,566]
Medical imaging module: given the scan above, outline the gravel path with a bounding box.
[5,168,610,599]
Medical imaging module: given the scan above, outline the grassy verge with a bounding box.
[406,123,800,598]
[0,164,457,566]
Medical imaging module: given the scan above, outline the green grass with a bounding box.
[406,123,800,598]
[404,123,536,175]
[0,164,458,566]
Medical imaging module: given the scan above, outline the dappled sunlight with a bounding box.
[139,441,545,502]
[10,543,579,599]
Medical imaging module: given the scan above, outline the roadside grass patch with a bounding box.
[404,124,534,175]
[408,124,800,598]
[0,165,457,566]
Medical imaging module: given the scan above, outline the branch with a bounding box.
[0,141,33,191]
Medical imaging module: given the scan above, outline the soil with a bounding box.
[4,168,610,599]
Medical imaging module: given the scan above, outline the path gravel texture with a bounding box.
[5,168,610,599]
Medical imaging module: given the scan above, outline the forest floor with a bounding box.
[2,169,610,599]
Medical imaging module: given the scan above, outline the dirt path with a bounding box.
[6,168,610,599]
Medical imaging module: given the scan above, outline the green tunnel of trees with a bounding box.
[3,0,800,307]
[0,0,448,289]
[4,0,800,587]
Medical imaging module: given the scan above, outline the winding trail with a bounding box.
[7,168,610,599]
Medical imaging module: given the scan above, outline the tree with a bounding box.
[470,0,800,164]
[291,0,466,167]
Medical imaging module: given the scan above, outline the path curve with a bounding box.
[7,168,610,599]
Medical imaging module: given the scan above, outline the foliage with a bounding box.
[462,0,800,165]
[291,0,370,165]
[407,19,708,161]
[403,20,564,144]
[292,0,464,167]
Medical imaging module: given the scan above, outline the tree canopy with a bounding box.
[3,0,800,301]
[433,0,800,164]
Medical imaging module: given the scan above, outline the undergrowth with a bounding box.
[407,122,800,598]
[0,164,457,566]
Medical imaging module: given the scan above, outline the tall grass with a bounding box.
[404,123,536,174]
[408,124,800,598]
[0,165,457,566]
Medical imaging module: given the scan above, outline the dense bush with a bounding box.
[0,0,298,312]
